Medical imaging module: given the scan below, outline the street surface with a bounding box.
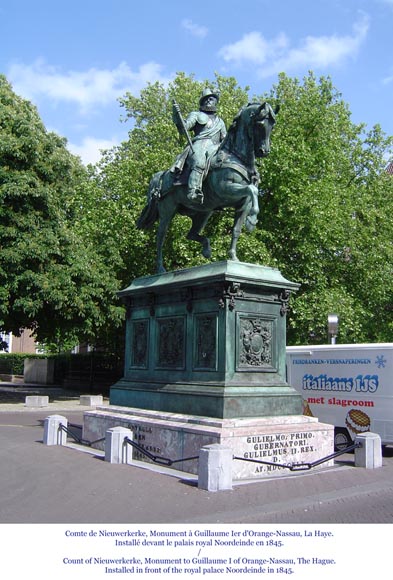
[1,384,393,524]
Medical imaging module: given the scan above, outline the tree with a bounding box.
[259,73,393,343]
[83,72,393,344]
[82,73,259,285]
[0,75,123,348]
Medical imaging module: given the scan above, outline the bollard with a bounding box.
[43,415,68,446]
[80,395,103,406]
[105,426,133,464]
[198,444,233,491]
[25,395,49,407]
[355,432,382,469]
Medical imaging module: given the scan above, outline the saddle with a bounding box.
[210,148,260,185]
[169,146,260,196]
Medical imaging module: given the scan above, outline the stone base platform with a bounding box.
[83,406,334,480]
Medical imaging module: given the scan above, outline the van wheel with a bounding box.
[334,428,352,451]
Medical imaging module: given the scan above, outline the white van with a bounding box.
[286,343,393,449]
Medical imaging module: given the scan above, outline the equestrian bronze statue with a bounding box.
[137,98,278,273]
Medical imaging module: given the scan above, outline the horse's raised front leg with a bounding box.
[227,182,259,260]
[245,183,260,231]
[187,212,213,259]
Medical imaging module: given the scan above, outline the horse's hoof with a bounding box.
[228,253,239,261]
[202,247,212,259]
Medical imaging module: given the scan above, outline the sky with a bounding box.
[1,0,393,165]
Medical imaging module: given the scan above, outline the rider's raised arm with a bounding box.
[172,101,183,135]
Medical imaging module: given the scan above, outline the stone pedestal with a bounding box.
[110,261,302,419]
[83,406,334,480]
[88,262,334,481]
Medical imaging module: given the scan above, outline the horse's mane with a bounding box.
[220,102,265,153]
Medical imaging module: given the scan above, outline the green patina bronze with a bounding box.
[110,261,302,419]
[110,93,301,419]
[172,89,227,203]
[137,97,278,274]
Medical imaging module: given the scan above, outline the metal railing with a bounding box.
[58,421,360,473]
[124,437,199,467]
[59,423,105,448]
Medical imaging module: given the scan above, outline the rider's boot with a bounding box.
[187,188,204,202]
[187,167,204,203]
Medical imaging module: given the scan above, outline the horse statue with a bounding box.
[137,101,278,273]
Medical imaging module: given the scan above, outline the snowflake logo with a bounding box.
[375,355,387,369]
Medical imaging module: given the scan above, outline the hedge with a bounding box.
[0,353,48,375]
[0,352,123,383]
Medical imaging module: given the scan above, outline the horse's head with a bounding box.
[222,102,278,167]
[248,102,278,158]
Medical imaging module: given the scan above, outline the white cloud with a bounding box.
[7,59,172,111]
[181,18,208,39]
[219,31,288,65]
[218,12,370,78]
[68,136,120,165]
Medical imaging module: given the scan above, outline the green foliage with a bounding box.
[260,73,393,343]
[5,69,391,347]
[0,353,47,375]
[91,71,392,344]
[83,73,252,282]
[0,75,124,346]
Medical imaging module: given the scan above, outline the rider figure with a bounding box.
[171,89,227,203]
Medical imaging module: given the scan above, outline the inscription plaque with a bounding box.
[242,431,316,474]
[127,423,161,461]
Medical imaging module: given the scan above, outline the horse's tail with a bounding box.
[137,198,158,230]
[136,171,163,230]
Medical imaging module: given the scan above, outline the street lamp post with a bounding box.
[328,314,339,344]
